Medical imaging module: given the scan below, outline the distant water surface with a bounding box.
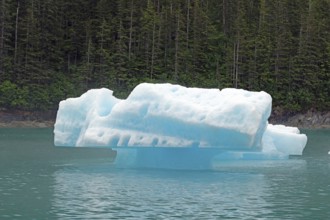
[0,128,329,219]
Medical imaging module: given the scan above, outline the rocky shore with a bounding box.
[0,120,55,128]
[0,109,329,129]
[269,108,330,129]
[0,110,56,128]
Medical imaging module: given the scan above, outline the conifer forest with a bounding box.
[0,0,329,112]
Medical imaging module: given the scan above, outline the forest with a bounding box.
[0,0,329,112]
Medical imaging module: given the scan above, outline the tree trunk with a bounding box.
[186,0,190,49]
[174,11,179,82]
[14,1,20,65]
[216,58,220,88]
[235,39,239,89]
[233,39,239,89]
[150,6,156,79]
[222,0,226,34]
[128,0,133,61]
[0,0,5,71]
[185,0,190,75]
[232,42,235,87]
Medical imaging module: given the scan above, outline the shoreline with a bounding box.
[0,120,55,128]
[268,109,330,129]
[0,110,56,128]
[0,110,329,129]
[1,120,329,129]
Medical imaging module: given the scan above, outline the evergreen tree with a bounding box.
[0,0,328,112]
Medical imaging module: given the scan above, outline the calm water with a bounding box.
[0,128,329,219]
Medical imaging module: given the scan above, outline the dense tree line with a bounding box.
[0,0,329,112]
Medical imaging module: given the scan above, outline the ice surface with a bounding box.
[262,124,306,155]
[54,83,307,168]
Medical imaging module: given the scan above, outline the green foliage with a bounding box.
[0,81,28,109]
[0,0,328,112]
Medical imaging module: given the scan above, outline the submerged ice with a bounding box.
[54,83,307,164]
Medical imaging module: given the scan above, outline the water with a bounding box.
[0,128,329,219]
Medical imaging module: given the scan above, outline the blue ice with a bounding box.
[54,83,307,169]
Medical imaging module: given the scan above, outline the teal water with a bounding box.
[0,128,329,219]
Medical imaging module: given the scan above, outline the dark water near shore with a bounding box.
[0,128,329,219]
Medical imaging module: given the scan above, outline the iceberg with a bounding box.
[54,83,307,169]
